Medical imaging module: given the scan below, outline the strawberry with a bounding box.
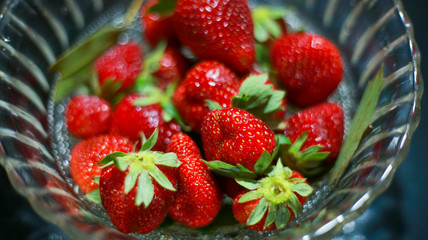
[95,41,143,93]
[140,0,178,47]
[172,0,255,73]
[70,135,133,194]
[98,130,180,234]
[201,108,276,172]
[167,133,222,228]
[277,102,344,177]
[270,33,343,107]
[153,46,190,89]
[109,93,182,152]
[65,95,111,138]
[232,161,312,231]
[172,60,240,132]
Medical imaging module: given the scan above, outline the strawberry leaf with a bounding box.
[148,165,176,191]
[238,190,263,203]
[275,204,290,230]
[124,164,140,194]
[291,183,313,197]
[148,0,178,16]
[136,170,154,207]
[254,150,274,175]
[86,188,101,204]
[98,152,128,167]
[286,193,302,216]
[92,176,100,184]
[235,178,262,190]
[252,6,288,42]
[205,160,257,179]
[206,100,223,111]
[154,152,181,167]
[140,128,159,152]
[247,197,269,226]
[329,68,385,184]
[264,203,278,230]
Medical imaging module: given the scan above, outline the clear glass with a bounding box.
[0,0,422,239]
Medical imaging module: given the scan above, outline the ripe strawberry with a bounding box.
[98,130,180,234]
[232,161,312,231]
[65,95,111,138]
[70,135,133,194]
[172,0,255,73]
[95,41,143,92]
[109,93,181,152]
[173,60,240,132]
[201,108,276,172]
[167,133,222,228]
[154,46,190,89]
[140,0,178,47]
[270,33,343,107]
[277,102,344,177]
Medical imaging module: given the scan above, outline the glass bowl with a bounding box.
[0,0,422,239]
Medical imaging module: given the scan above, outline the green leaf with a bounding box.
[247,197,269,226]
[155,152,181,167]
[238,190,264,203]
[235,178,262,190]
[264,90,285,114]
[124,165,140,194]
[136,170,154,207]
[205,160,257,179]
[255,43,271,72]
[264,203,278,230]
[85,188,101,204]
[133,95,161,106]
[288,131,308,155]
[275,204,291,230]
[115,157,131,172]
[254,21,269,42]
[98,152,128,167]
[329,68,385,184]
[286,193,302,216]
[148,0,178,16]
[160,100,191,132]
[291,183,313,197]
[206,100,223,111]
[92,176,100,184]
[254,151,273,175]
[140,128,159,152]
[148,165,176,191]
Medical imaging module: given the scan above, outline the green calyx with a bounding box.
[253,6,288,43]
[232,73,286,129]
[148,0,178,17]
[236,161,313,230]
[279,132,330,177]
[98,129,181,207]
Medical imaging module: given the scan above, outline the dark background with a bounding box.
[0,1,427,239]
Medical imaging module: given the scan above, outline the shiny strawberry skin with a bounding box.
[70,135,133,194]
[232,171,307,231]
[201,108,276,172]
[95,42,143,92]
[154,46,190,89]
[173,61,240,132]
[140,0,178,47]
[109,93,181,152]
[100,165,177,234]
[173,0,255,73]
[270,33,343,107]
[65,95,111,138]
[167,132,201,159]
[282,102,344,166]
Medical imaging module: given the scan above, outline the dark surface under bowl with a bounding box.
[0,1,427,240]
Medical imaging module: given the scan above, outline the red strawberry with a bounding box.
[154,46,190,89]
[65,95,111,138]
[277,102,344,177]
[167,133,222,228]
[70,135,133,194]
[95,41,143,92]
[270,33,343,107]
[232,161,312,231]
[201,108,276,172]
[218,176,246,199]
[140,0,178,47]
[99,130,180,234]
[173,60,240,132]
[109,93,181,152]
[173,0,255,73]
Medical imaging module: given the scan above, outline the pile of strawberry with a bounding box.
[64,0,345,235]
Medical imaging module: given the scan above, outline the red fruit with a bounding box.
[140,0,178,47]
[201,108,276,172]
[173,0,255,73]
[278,102,344,177]
[95,42,143,92]
[65,95,111,138]
[232,162,311,231]
[154,46,190,89]
[218,176,246,199]
[270,33,343,107]
[173,61,240,132]
[109,93,181,151]
[70,135,133,194]
[166,132,201,159]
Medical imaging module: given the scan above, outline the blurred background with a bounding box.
[0,1,427,239]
